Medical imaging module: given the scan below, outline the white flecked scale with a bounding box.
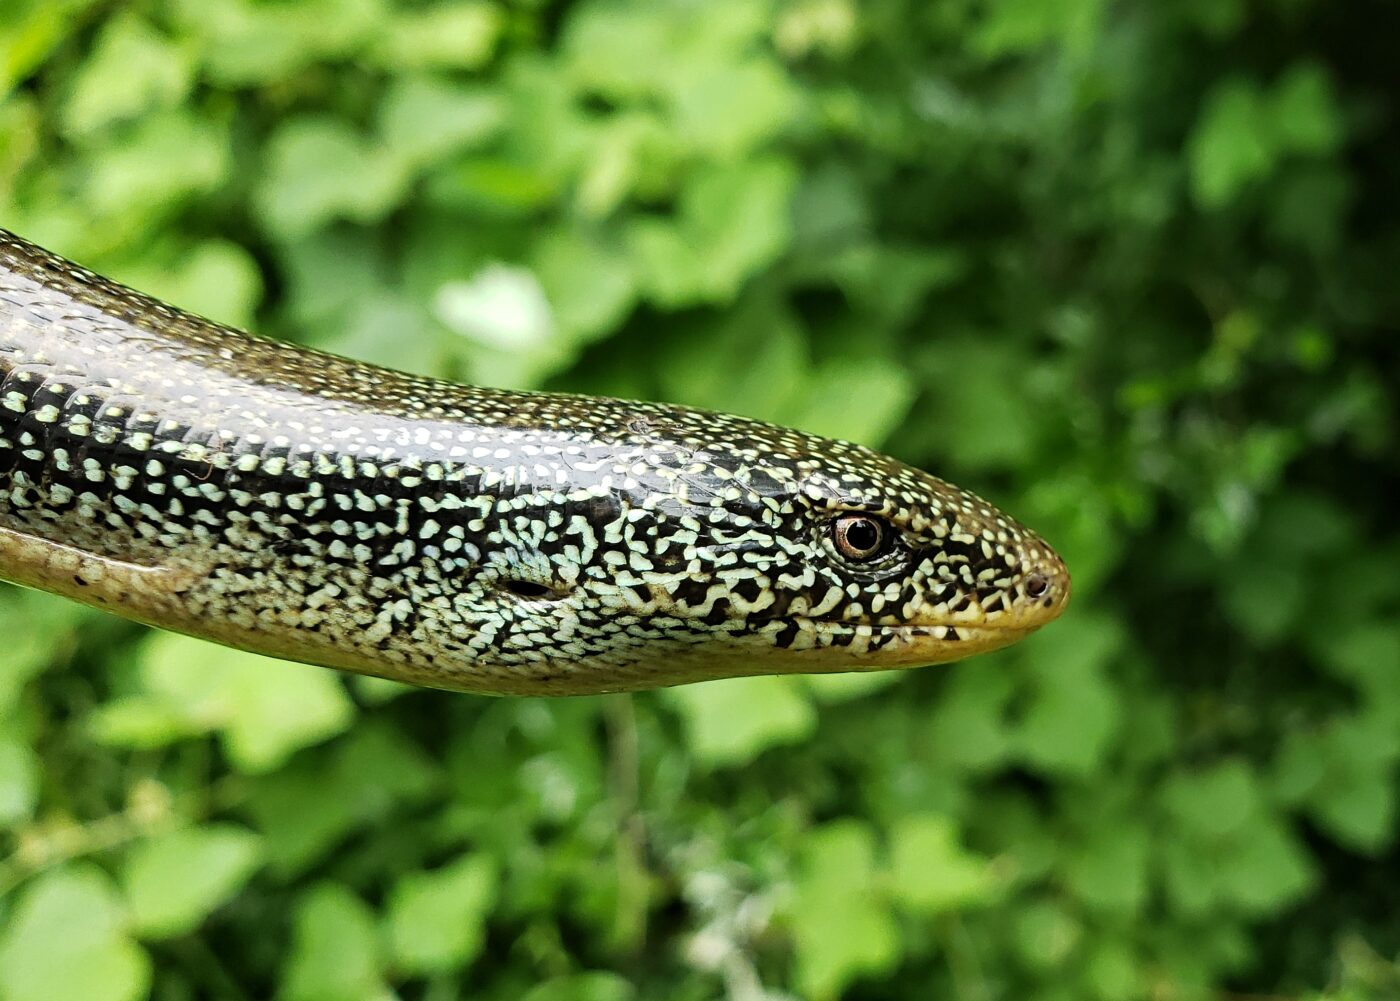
[0,228,1070,695]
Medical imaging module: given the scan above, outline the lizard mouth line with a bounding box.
[740,616,1045,669]
[777,617,1038,638]
[772,618,1047,649]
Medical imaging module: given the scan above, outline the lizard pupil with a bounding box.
[834,514,885,559]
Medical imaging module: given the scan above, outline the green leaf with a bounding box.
[790,820,899,1000]
[824,243,968,327]
[1271,727,1330,805]
[913,337,1045,471]
[1315,624,1400,700]
[0,865,151,1001]
[1159,836,1218,916]
[351,674,416,705]
[1309,764,1396,854]
[627,158,797,307]
[0,734,38,826]
[171,0,384,85]
[563,0,766,105]
[378,75,505,169]
[256,117,411,239]
[1188,79,1274,208]
[275,223,387,322]
[91,633,354,774]
[888,814,995,913]
[122,825,264,938]
[973,0,1105,57]
[244,768,364,878]
[386,854,499,974]
[0,0,98,99]
[165,638,353,772]
[82,110,230,218]
[668,56,798,158]
[106,239,264,329]
[427,157,560,214]
[521,973,636,1001]
[1276,713,1400,852]
[245,722,440,875]
[369,2,503,71]
[1162,759,1265,842]
[787,355,916,445]
[572,111,660,218]
[1270,63,1343,156]
[0,91,40,194]
[60,13,193,136]
[663,675,816,769]
[773,0,860,59]
[803,669,903,703]
[531,229,637,343]
[1012,898,1082,971]
[1220,550,1308,644]
[1085,939,1143,1001]
[332,296,447,379]
[1269,164,1352,253]
[657,294,808,423]
[435,263,582,389]
[1061,824,1150,914]
[1216,820,1316,914]
[1014,612,1125,776]
[926,664,1017,773]
[278,884,385,1001]
[561,4,677,99]
[87,696,200,749]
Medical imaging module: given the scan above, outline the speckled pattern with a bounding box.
[0,229,1069,694]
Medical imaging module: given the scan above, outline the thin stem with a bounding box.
[604,692,648,956]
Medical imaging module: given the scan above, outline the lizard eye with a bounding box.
[831,514,888,560]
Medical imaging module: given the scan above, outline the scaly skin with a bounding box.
[0,229,1069,694]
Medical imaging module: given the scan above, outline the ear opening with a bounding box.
[500,578,561,600]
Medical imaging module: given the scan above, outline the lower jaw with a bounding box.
[756,618,1037,668]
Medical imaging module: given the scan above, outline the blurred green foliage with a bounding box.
[1,0,1399,998]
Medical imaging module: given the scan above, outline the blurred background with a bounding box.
[1,0,1398,999]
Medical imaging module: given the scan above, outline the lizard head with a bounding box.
[465,398,1070,692]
